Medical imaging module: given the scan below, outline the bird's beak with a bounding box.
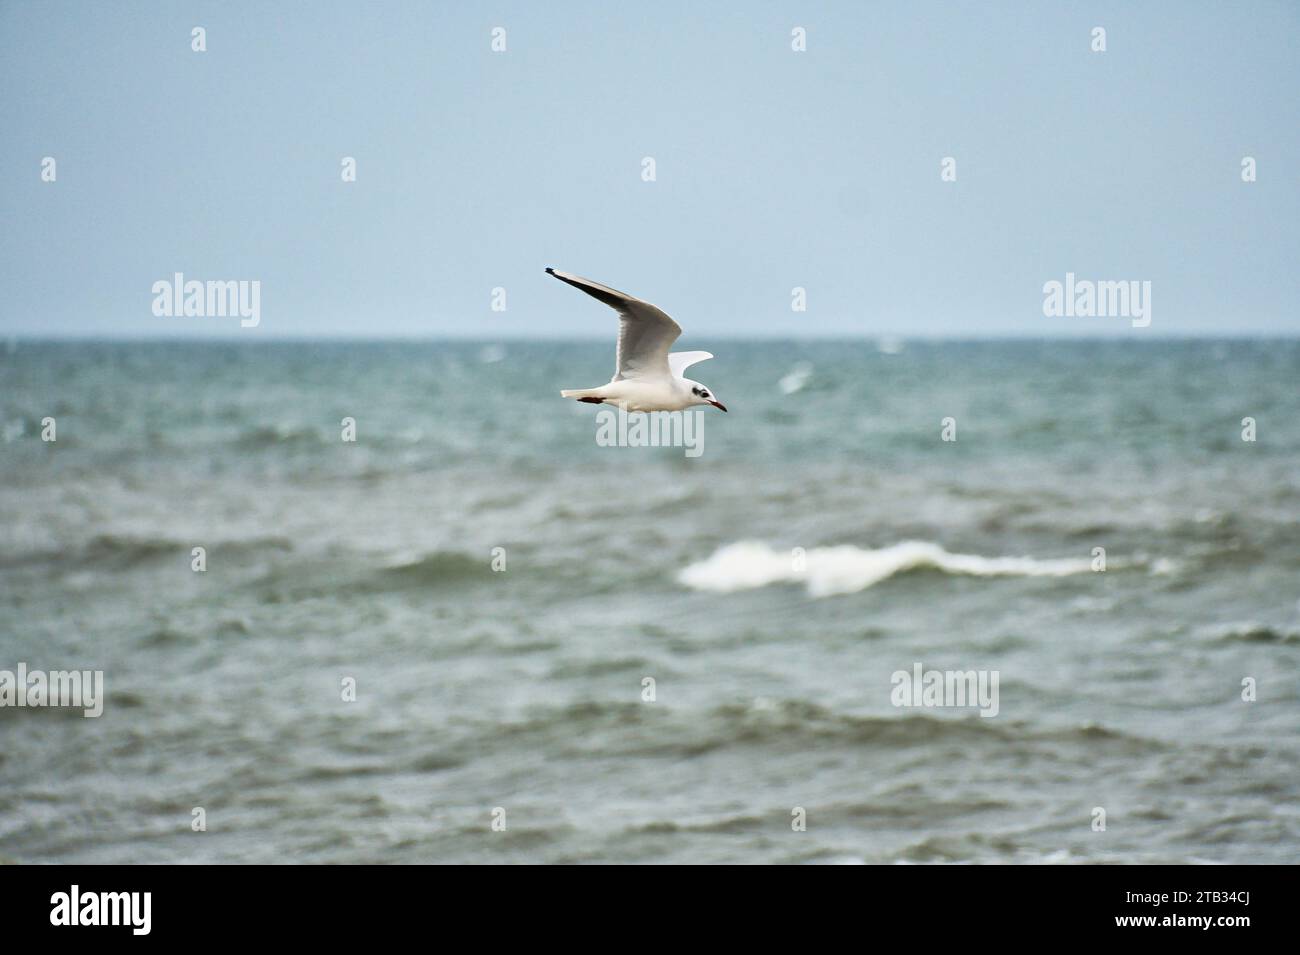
[709,400,728,412]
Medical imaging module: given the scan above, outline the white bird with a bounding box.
[547,268,727,413]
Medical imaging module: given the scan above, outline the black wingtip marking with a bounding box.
[546,270,626,309]
[545,267,556,276]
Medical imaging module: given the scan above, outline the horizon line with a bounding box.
[3,332,1299,345]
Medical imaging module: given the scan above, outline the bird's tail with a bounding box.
[560,388,603,400]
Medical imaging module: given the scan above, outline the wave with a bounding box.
[235,424,326,449]
[1209,622,1300,645]
[677,540,1096,597]
[248,549,491,601]
[80,533,182,566]
[481,699,1160,760]
[0,533,293,571]
[357,550,494,592]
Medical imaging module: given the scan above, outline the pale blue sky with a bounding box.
[2,1,1297,338]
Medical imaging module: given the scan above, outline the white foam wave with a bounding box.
[778,362,813,394]
[677,540,1095,598]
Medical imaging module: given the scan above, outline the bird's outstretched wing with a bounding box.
[668,351,712,378]
[546,268,682,381]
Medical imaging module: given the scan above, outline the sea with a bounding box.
[1,338,1297,864]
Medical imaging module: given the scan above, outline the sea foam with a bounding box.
[677,540,1094,597]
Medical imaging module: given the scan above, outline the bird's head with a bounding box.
[686,380,727,412]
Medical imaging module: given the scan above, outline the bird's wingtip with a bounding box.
[544,267,556,276]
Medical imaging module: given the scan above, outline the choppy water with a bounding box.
[1,339,1298,864]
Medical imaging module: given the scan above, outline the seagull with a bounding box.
[547,268,727,413]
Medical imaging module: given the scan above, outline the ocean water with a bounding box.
[1,339,1297,864]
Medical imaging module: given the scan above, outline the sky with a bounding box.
[1,1,1297,339]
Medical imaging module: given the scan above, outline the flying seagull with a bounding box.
[547,268,727,413]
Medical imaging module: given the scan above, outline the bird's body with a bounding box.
[547,268,727,414]
[561,377,697,413]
